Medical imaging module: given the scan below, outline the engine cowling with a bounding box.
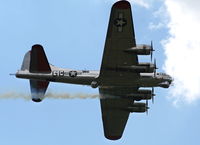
[127,103,148,113]
[137,89,152,94]
[127,89,154,101]
[132,102,147,107]
[118,63,156,73]
[124,44,152,55]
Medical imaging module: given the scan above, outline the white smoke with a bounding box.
[46,92,99,99]
[163,0,200,104]
[0,92,99,101]
[0,92,30,101]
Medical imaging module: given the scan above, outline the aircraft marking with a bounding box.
[52,70,79,77]
[69,71,77,77]
[114,13,127,32]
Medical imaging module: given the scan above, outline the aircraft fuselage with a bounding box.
[16,66,172,89]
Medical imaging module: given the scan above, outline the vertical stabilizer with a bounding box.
[29,44,50,102]
[21,44,51,102]
[30,44,51,73]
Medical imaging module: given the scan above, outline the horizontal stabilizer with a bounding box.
[30,80,49,102]
[21,51,31,71]
[30,44,51,73]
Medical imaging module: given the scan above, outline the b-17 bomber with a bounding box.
[15,0,173,140]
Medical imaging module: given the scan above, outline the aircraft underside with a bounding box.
[15,0,172,141]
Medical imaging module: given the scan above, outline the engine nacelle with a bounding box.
[124,44,152,55]
[118,63,155,73]
[159,81,170,88]
[128,107,147,113]
[127,103,148,113]
[127,89,154,101]
[132,102,147,108]
[137,89,152,94]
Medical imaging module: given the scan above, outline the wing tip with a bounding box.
[105,135,122,140]
[113,0,130,9]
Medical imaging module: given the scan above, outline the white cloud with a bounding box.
[149,22,164,30]
[148,5,169,30]
[130,0,150,8]
[163,0,200,104]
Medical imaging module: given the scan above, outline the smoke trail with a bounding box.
[0,92,31,100]
[0,92,99,100]
[163,0,200,104]
[45,92,99,99]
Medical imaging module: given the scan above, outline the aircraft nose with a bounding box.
[168,76,174,83]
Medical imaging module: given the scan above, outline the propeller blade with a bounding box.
[150,41,154,61]
[154,58,157,69]
[151,41,153,50]
[146,100,149,115]
[154,59,157,77]
[152,95,154,104]
[152,87,155,103]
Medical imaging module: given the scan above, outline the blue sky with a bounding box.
[0,0,200,145]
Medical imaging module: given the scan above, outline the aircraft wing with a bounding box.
[99,0,139,86]
[98,1,139,140]
[99,87,137,140]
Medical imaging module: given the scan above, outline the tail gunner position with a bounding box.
[15,0,172,140]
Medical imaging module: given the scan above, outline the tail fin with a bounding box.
[21,44,51,102]
[30,44,51,102]
[30,44,51,73]
[20,44,51,73]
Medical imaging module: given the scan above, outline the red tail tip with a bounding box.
[113,0,130,9]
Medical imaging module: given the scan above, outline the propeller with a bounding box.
[152,87,155,104]
[150,41,155,61]
[154,58,157,77]
[146,100,149,115]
